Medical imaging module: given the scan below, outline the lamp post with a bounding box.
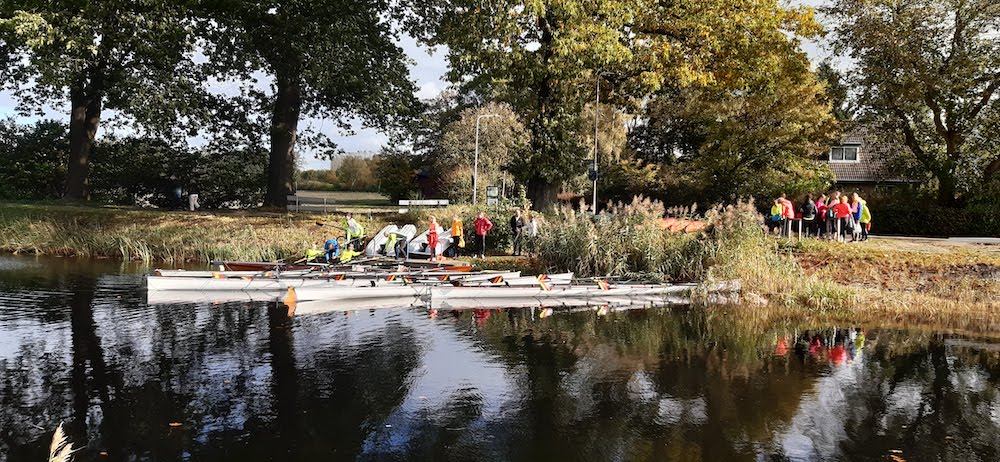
[592,76,600,214]
[473,113,499,205]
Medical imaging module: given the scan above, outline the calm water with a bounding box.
[2,256,1000,461]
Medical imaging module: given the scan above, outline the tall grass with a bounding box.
[531,196,859,308]
[0,204,334,264]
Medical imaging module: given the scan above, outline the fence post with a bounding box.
[798,219,802,240]
[836,219,842,243]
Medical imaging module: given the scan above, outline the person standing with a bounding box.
[526,213,540,256]
[510,209,526,256]
[815,193,829,238]
[826,191,842,239]
[427,216,441,261]
[473,211,493,259]
[447,214,464,257]
[188,182,200,212]
[832,196,852,242]
[779,193,795,237]
[852,192,870,242]
[799,194,817,237]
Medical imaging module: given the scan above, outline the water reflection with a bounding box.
[2,255,1000,461]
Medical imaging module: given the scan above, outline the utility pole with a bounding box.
[592,75,600,214]
[473,113,499,205]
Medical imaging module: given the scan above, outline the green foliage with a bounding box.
[824,0,1000,206]
[90,137,267,208]
[199,0,420,206]
[0,118,267,207]
[859,188,1000,237]
[0,119,67,199]
[434,102,528,202]
[0,1,204,129]
[816,60,855,122]
[373,148,419,201]
[297,156,382,192]
[413,0,824,207]
[629,52,839,204]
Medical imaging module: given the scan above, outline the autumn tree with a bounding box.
[631,54,838,203]
[436,102,528,202]
[412,0,825,210]
[0,1,205,200]
[200,0,418,209]
[824,0,1000,206]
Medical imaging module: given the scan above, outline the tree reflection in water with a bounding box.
[2,258,1000,461]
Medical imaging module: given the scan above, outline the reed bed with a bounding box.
[0,204,339,263]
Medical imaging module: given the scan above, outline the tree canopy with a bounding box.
[0,0,205,199]
[411,0,824,209]
[199,0,419,208]
[824,0,1000,206]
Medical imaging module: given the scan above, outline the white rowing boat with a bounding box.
[145,271,525,291]
[365,224,399,256]
[154,269,316,278]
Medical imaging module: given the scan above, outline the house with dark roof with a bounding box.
[820,125,921,191]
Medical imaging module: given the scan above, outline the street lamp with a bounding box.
[592,75,600,214]
[473,113,499,205]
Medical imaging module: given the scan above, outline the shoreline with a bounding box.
[3,202,998,328]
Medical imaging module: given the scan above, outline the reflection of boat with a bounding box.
[146,283,740,313]
[288,282,718,302]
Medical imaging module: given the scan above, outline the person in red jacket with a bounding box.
[832,196,852,241]
[779,193,795,236]
[472,211,494,259]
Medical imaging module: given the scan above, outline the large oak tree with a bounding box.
[201,0,418,208]
[412,0,822,209]
[825,0,1000,206]
[0,1,205,200]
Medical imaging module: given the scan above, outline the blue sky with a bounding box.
[0,2,831,171]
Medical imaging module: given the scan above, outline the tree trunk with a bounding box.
[527,176,559,212]
[66,88,102,200]
[936,173,959,207]
[264,71,302,209]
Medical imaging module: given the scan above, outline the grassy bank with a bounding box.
[0,203,392,263]
[3,201,998,334]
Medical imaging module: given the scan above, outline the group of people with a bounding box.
[313,209,542,263]
[422,209,541,260]
[768,191,872,242]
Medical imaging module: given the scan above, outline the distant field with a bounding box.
[296,190,392,206]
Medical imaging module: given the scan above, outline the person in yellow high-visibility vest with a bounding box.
[343,213,365,251]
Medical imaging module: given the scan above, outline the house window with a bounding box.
[830,146,859,162]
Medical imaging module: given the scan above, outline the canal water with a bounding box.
[2,256,1000,461]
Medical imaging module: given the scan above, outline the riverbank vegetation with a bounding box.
[1,199,997,329]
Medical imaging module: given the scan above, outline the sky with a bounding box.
[0,1,832,171]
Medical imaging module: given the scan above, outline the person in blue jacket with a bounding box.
[324,237,342,262]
